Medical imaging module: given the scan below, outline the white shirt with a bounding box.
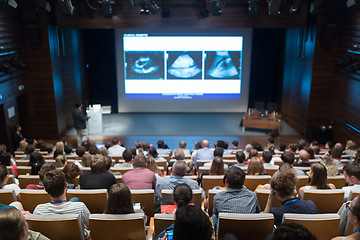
[108,145,126,156]
[342,184,360,201]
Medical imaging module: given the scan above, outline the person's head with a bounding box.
[196,141,203,150]
[90,154,106,172]
[62,163,82,184]
[64,144,73,155]
[98,147,108,157]
[148,146,158,158]
[310,140,319,147]
[216,140,225,149]
[267,144,275,154]
[112,137,120,146]
[24,144,35,155]
[247,157,265,175]
[55,155,66,168]
[0,165,8,186]
[331,147,342,159]
[344,164,360,185]
[88,145,99,155]
[146,157,159,174]
[210,156,225,175]
[135,141,142,149]
[251,142,263,151]
[172,160,187,177]
[75,102,82,109]
[248,149,258,159]
[179,141,187,149]
[29,152,45,175]
[0,152,11,166]
[36,139,46,151]
[0,144,7,154]
[174,148,185,161]
[299,149,310,162]
[55,141,64,152]
[311,145,320,155]
[268,137,275,144]
[281,151,295,165]
[325,141,334,149]
[45,143,53,154]
[289,143,297,153]
[18,141,28,152]
[346,140,357,150]
[173,184,193,208]
[262,151,272,163]
[271,222,316,240]
[43,170,66,198]
[236,151,245,164]
[232,140,239,149]
[224,166,245,189]
[245,144,253,153]
[104,183,135,214]
[122,149,133,163]
[133,155,146,168]
[309,163,329,189]
[39,163,56,183]
[141,142,149,151]
[348,197,360,228]
[213,147,224,157]
[81,153,92,167]
[224,142,229,150]
[279,142,286,152]
[157,140,165,149]
[304,147,314,159]
[173,205,212,240]
[298,139,306,151]
[270,167,297,199]
[202,140,209,148]
[104,156,112,171]
[53,149,64,160]
[0,208,29,240]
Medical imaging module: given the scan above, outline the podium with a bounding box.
[87,104,103,134]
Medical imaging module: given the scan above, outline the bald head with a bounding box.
[174,148,185,160]
[172,160,187,177]
[179,141,187,149]
[202,140,209,148]
[299,150,310,162]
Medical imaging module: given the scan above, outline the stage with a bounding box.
[65,113,299,150]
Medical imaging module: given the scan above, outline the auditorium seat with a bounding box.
[303,189,345,213]
[282,213,340,240]
[153,213,175,238]
[327,175,346,189]
[16,160,30,166]
[26,214,85,240]
[223,160,236,166]
[184,175,197,181]
[244,175,271,191]
[158,155,170,162]
[89,213,146,240]
[17,166,32,175]
[6,166,13,175]
[217,213,274,240]
[255,189,281,211]
[18,175,39,189]
[202,175,225,195]
[223,155,236,161]
[350,190,360,201]
[67,189,108,213]
[15,154,26,160]
[131,189,155,218]
[6,175,14,184]
[296,176,310,192]
[207,189,224,216]
[110,167,133,175]
[198,166,210,176]
[162,189,202,207]
[20,189,50,212]
[0,189,16,205]
[155,160,167,170]
[264,167,278,176]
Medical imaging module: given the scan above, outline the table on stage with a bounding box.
[242,112,281,130]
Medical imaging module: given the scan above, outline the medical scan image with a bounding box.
[167,51,202,79]
[125,51,164,79]
[205,51,241,79]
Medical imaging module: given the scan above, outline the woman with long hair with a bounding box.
[104,183,136,214]
[210,156,226,175]
[321,156,339,176]
[247,157,265,175]
[298,163,335,199]
[146,157,163,177]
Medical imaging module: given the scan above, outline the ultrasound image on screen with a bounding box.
[125,51,164,79]
[167,51,202,79]
[205,51,241,79]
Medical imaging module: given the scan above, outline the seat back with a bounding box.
[89,213,146,240]
[110,167,133,175]
[207,189,224,216]
[0,189,16,205]
[153,213,175,237]
[217,213,274,240]
[17,166,32,175]
[198,166,210,176]
[26,214,85,240]
[16,160,30,166]
[296,176,310,192]
[350,190,360,201]
[327,175,346,189]
[18,175,40,189]
[20,190,51,212]
[255,189,281,211]
[67,189,108,213]
[303,189,345,213]
[264,167,278,176]
[283,213,340,240]
[162,189,202,207]
[155,160,167,170]
[131,189,155,217]
[244,175,271,191]
[202,175,225,196]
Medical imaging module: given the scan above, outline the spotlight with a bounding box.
[248,0,258,14]
[140,0,159,15]
[268,0,283,15]
[198,0,209,18]
[58,0,74,16]
[0,0,17,8]
[98,0,114,18]
[290,0,305,13]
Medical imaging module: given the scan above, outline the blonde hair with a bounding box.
[55,141,64,152]
[55,155,66,168]
[247,157,265,175]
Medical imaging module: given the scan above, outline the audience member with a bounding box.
[55,155,66,168]
[247,157,265,175]
[113,149,134,169]
[23,144,35,160]
[281,151,305,176]
[104,183,142,214]
[64,143,75,156]
[62,162,82,187]
[262,151,276,168]
[55,141,65,152]
[173,140,191,156]
[343,140,357,159]
[294,149,311,167]
[18,140,28,153]
[148,147,166,161]
[159,183,193,215]
[75,146,86,159]
[251,141,263,151]
[29,152,45,175]
[0,152,18,177]
[232,151,246,168]
[288,143,297,154]
[267,222,316,240]
[79,154,116,191]
[147,157,164,177]
[331,147,344,168]
[0,165,21,201]
[157,140,171,155]
[321,156,339,176]
[297,139,306,151]
[264,165,318,226]
[342,164,360,201]
[122,155,157,190]
[108,137,126,157]
[232,140,239,149]
[81,153,92,167]
[98,147,108,157]
[298,163,335,199]
[33,170,90,238]
[278,142,286,152]
[244,144,253,157]
[333,197,360,240]
[245,149,258,163]
[26,163,56,189]
[304,147,315,160]
[194,140,214,164]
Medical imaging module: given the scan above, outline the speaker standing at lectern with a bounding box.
[72,102,90,146]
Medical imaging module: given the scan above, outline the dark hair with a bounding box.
[224,141,229,149]
[268,137,275,144]
[214,147,224,157]
[45,143,54,154]
[62,162,82,184]
[281,151,295,165]
[25,144,35,155]
[232,140,239,148]
[236,151,245,164]
[75,102,82,108]
[0,152,11,166]
[262,151,273,163]
[225,167,245,189]
[289,144,297,153]
[30,152,45,175]
[148,146,158,158]
[0,208,26,240]
[133,155,146,168]
[53,149,64,160]
[210,156,225,175]
[105,183,135,214]
[331,147,342,159]
[0,144,6,154]
[298,139,306,151]
[279,142,286,152]
[43,170,66,198]
[251,142,263,151]
[129,147,137,157]
[39,163,56,182]
[326,141,334,149]
[271,167,297,198]
[157,140,165,149]
[36,139,46,151]
[344,164,360,179]
[112,137,120,145]
[351,197,360,222]
[173,184,193,208]
[304,147,314,159]
[0,165,8,188]
[309,163,330,189]
[272,222,316,240]
[64,144,73,155]
[216,140,225,149]
[90,154,106,172]
[89,145,99,155]
[104,156,112,171]
[122,149,133,162]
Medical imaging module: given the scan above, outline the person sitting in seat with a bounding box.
[26,163,56,190]
[0,165,21,201]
